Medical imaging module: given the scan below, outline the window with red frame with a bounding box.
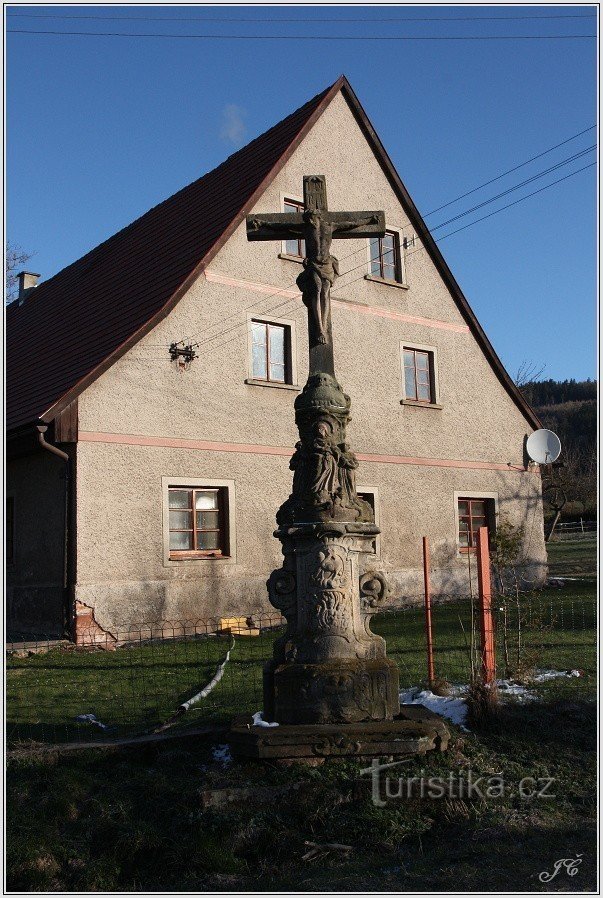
[369,231,402,282]
[458,497,495,551]
[283,199,305,257]
[168,487,228,558]
[403,348,433,403]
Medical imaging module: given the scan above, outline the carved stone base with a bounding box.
[229,704,450,762]
[264,657,399,725]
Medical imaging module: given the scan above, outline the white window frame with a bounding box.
[162,477,236,566]
[357,485,381,559]
[365,224,408,288]
[400,341,441,407]
[245,313,299,389]
[453,491,499,556]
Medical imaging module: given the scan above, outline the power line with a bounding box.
[7,12,598,23]
[7,29,597,41]
[427,161,596,244]
[424,125,596,216]
[429,144,596,232]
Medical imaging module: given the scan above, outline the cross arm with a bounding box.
[246,212,305,241]
[329,211,386,239]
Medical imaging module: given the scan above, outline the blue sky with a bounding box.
[6,4,597,381]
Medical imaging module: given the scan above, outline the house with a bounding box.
[6,76,546,641]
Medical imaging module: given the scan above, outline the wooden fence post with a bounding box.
[476,526,496,685]
[422,537,435,688]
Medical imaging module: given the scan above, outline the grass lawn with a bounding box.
[546,533,597,578]
[7,580,596,746]
[6,697,596,891]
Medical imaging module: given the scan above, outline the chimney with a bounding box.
[17,271,41,305]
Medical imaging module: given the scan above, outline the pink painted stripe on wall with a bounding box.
[78,431,531,474]
[203,268,470,334]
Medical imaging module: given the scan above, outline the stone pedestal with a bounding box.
[230,704,450,762]
[265,520,400,725]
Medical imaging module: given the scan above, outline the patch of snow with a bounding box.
[400,687,469,730]
[252,711,279,728]
[495,680,537,701]
[211,744,232,767]
[75,713,111,730]
[533,668,582,682]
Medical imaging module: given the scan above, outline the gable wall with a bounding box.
[68,91,545,630]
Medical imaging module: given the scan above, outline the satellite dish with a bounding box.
[526,429,562,465]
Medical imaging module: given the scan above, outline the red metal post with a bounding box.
[476,526,496,685]
[422,537,435,687]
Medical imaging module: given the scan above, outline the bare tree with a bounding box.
[515,359,546,388]
[6,242,34,304]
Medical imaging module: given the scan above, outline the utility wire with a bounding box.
[203,162,596,357]
[429,144,596,232]
[8,30,597,41]
[424,125,596,216]
[7,12,598,22]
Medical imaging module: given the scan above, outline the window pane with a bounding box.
[417,382,431,401]
[285,237,300,256]
[270,363,285,382]
[195,491,218,510]
[268,325,285,364]
[169,490,190,509]
[459,531,469,547]
[169,510,192,529]
[299,238,306,257]
[472,517,487,531]
[369,237,380,260]
[383,234,395,252]
[197,531,220,551]
[471,501,485,515]
[252,343,267,379]
[403,350,415,367]
[383,264,396,280]
[170,531,193,550]
[284,202,298,213]
[416,353,429,371]
[404,368,417,399]
[196,510,219,529]
[251,322,266,345]
[458,501,469,515]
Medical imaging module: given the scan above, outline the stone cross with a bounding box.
[247,176,385,376]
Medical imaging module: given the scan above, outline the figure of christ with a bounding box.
[248,210,380,345]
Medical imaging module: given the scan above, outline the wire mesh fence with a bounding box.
[6,590,596,750]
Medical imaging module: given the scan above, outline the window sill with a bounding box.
[278,252,304,265]
[245,378,300,391]
[364,274,409,290]
[169,552,230,561]
[400,399,443,410]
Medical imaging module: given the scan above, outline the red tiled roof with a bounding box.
[6,80,338,432]
[7,75,540,433]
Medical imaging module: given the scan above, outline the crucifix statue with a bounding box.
[247,175,385,376]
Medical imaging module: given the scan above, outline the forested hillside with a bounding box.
[521,379,596,520]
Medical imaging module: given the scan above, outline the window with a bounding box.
[6,496,14,565]
[358,488,380,556]
[283,199,305,257]
[403,348,434,403]
[168,487,229,558]
[457,498,495,551]
[251,320,289,383]
[369,231,402,283]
